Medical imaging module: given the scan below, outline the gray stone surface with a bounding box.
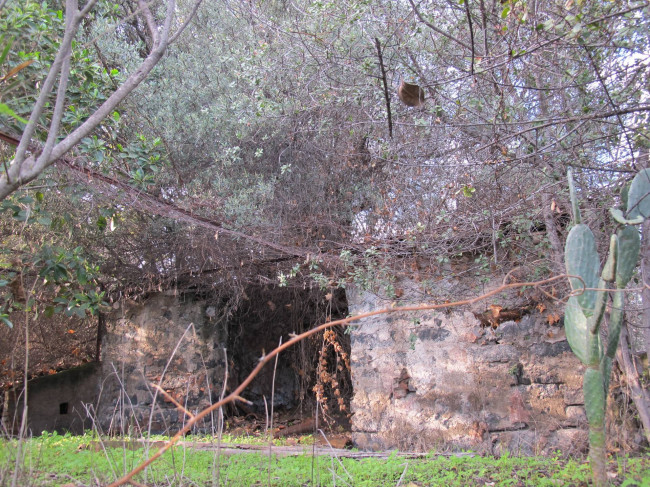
[9,362,101,435]
[97,294,226,434]
[347,282,588,454]
[11,281,596,453]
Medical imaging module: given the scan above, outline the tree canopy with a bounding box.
[0,0,648,321]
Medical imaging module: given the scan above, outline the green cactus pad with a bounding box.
[605,290,624,360]
[584,368,605,427]
[565,224,600,315]
[601,235,617,283]
[609,208,643,225]
[564,296,590,364]
[620,182,630,212]
[616,225,640,288]
[627,168,650,219]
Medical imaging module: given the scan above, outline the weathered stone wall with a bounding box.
[347,283,588,455]
[6,362,101,435]
[97,293,227,434]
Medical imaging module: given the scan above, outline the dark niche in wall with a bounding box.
[226,285,351,416]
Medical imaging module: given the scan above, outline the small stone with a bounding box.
[563,387,583,405]
[393,388,407,399]
[565,405,586,423]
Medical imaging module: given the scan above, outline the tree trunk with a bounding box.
[616,324,650,445]
[541,188,564,275]
[640,147,650,360]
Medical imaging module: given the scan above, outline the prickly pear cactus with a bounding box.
[564,223,603,365]
[564,224,600,317]
[626,168,650,219]
[616,225,641,288]
[564,168,645,487]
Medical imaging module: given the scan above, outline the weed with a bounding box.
[0,434,648,486]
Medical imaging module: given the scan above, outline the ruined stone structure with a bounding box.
[96,292,227,434]
[9,282,591,455]
[6,288,315,436]
[3,362,101,435]
[347,283,588,455]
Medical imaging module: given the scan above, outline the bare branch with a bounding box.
[35,1,75,169]
[374,38,393,138]
[475,105,650,153]
[78,0,100,18]
[463,0,476,76]
[9,0,82,182]
[0,0,199,202]
[408,0,472,52]
[584,46,638,168]
[169,0,204,44]
[138,0,160,47]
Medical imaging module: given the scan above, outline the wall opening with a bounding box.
[225,285,351,422]
[59,402,69,415]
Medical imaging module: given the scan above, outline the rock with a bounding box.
[348,281,588,454]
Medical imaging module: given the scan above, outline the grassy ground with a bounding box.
[0,432,648,486]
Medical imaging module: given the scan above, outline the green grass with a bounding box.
[0,432,648,486]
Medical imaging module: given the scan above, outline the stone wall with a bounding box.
[5,362,101,435]
[347,283,588,455]
[97,292,227,434]
[5,281,594,453]
[5,288,317,436]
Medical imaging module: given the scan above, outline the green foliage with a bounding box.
[1,433,649,486]
[0,190,107,326]
[0,1,120,135]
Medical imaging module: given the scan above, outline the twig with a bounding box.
[374,38,393,138]
[475,105,650,152]
[214,347,228,487]
[395,461,409,486]
[584,46,637,168]
[107,274,568,487]
[463,0,475,76]
[408,0,472,51]
[150,384,195,420]
[268,337,281,486]
[146,323,194,438]
[616,324,650,444]
[318,429,352,485]
[169,0,203,44]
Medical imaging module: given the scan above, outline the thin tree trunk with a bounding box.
[639,147,650,358]
[1,389,10,433]
[95,311,105,362]
[541,188,564,275]
[616,324,650,444]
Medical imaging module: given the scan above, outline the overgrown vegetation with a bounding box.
[1,0,649,483]
[1,432,649,487]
